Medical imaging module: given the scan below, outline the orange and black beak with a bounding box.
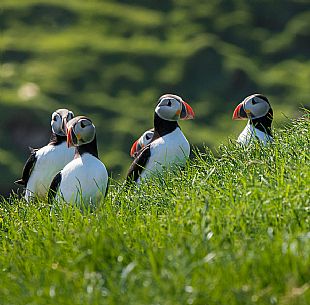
[232,102,248,120]
[130,139,142,158]
[180,101,195,120]
[66,127,74,148]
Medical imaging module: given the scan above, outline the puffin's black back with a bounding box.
[126,146,151,182]
[14,148,37,186]
[48,172,62,204]
[15,130,67,186]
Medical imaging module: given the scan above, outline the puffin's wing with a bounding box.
[48,172,62,204]
[14,149,37,186]
[126,145,151,182]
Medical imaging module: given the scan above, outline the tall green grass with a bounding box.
[0,115,309,304]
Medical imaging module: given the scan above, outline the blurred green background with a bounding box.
[0,0,309,196]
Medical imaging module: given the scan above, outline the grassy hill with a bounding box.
[0,0,309,195]
[0,115,309,304]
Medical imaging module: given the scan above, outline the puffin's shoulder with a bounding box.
[253,126,273,143]
[14,148,38,186]
[48,172,62,204]
[152,126,183,142]
[69,153,107,171]
[161,126,188,142]
[238,122,273,145]
[35,143,58,156]
[126,145,151,182]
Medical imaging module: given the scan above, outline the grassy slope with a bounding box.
[0,116,309,304]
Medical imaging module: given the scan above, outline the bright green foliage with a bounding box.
[0,0,309,194]
[0,116,309,304]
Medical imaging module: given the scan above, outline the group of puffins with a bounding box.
[15,93,273,205]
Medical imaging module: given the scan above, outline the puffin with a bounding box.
[232,94,273,145]
[130,128,154,158]
[48,116,108,205]
[126,94,195,183]
[15,109,75,201]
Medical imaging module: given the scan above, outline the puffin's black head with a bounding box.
[155,94,195,121]
[66,116,95,148]
[232,94,272,121]
[51,108,74,136]
[130,128,154,158]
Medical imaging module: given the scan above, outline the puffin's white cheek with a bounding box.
[252,104,268,118]
[156,107,176,121]
[243,101,252,112]
[155,105,161,114]
[173,102,181,112]
[52,121,59,129]
[75,124,87,135]
[261,104,269,116]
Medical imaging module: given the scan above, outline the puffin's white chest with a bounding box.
[237,122,273,145]
[57,153,108,205]
[139,127,190,181]
[25,143,75,200]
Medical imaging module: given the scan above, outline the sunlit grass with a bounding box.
[0,115,309,304]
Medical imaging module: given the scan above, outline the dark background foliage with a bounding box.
[0,0,309,195]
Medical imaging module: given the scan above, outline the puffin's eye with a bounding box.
[53,116,57,121]
[80,121,85,128]
[167,99,172,107]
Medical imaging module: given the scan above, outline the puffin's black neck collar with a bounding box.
[49,133,67,146]
[153,112,179,137]
[250,108,273,136]
[75,135,99,159]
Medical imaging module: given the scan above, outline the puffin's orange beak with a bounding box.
[232,102,248,120]
[130,139,140,157]
[180,101,195,120]
[67,127,73,148]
